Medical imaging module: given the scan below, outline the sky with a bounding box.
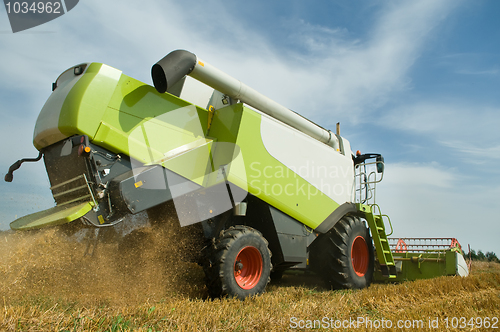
[0,0,499,255]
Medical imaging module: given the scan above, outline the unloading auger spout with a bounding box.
[152,50,335,147]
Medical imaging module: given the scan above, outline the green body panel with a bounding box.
[95,105,212,186]
[37,62,213,186]
[34,63,123,149]
[356,204,465,281]
[208,104,340,229]
[58,63,120,140]
[28,63,342,230]
[10,202,93,231]
[373,249,462,282]
[36,62,209,155]
[96,71,212,186]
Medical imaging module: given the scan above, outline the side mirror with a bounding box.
[376,155,384,173]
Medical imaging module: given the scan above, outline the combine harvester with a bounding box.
[5,50,468,298]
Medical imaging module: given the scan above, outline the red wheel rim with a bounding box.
[234,246,263,289]
[351,236,369,277]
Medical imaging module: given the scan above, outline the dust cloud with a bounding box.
[0,205,207,306]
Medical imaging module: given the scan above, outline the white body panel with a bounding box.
[260,115,354,205]
[456,252,469,277]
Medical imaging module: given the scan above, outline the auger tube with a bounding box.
[152,50,334,146]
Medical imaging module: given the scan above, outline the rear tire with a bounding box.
[310,216,374,289]
[203,225,272,299]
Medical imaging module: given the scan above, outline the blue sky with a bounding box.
[0,0,499,255]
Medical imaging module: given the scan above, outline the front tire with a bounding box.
[203,225,272,299]
[310,216,374,289]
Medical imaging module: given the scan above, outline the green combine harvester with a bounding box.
[5,50,469,298]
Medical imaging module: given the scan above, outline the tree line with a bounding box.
[464,249,499,263]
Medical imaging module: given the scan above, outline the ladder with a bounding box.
[357,203,397,278]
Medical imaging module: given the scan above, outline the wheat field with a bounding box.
[0,221,499,331]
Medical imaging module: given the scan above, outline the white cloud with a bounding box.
[0,0,459,126]
[440,140,500,165]
[381,162,457,188]
[377,162,499,255]
[186,0,460,130]
[456,67,499,76]
[379,101,500,163]
[438,53,500,76]
[311,0,456,118]
[232,0,460,126]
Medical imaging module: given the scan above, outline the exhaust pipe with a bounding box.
[152,50,335,146]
